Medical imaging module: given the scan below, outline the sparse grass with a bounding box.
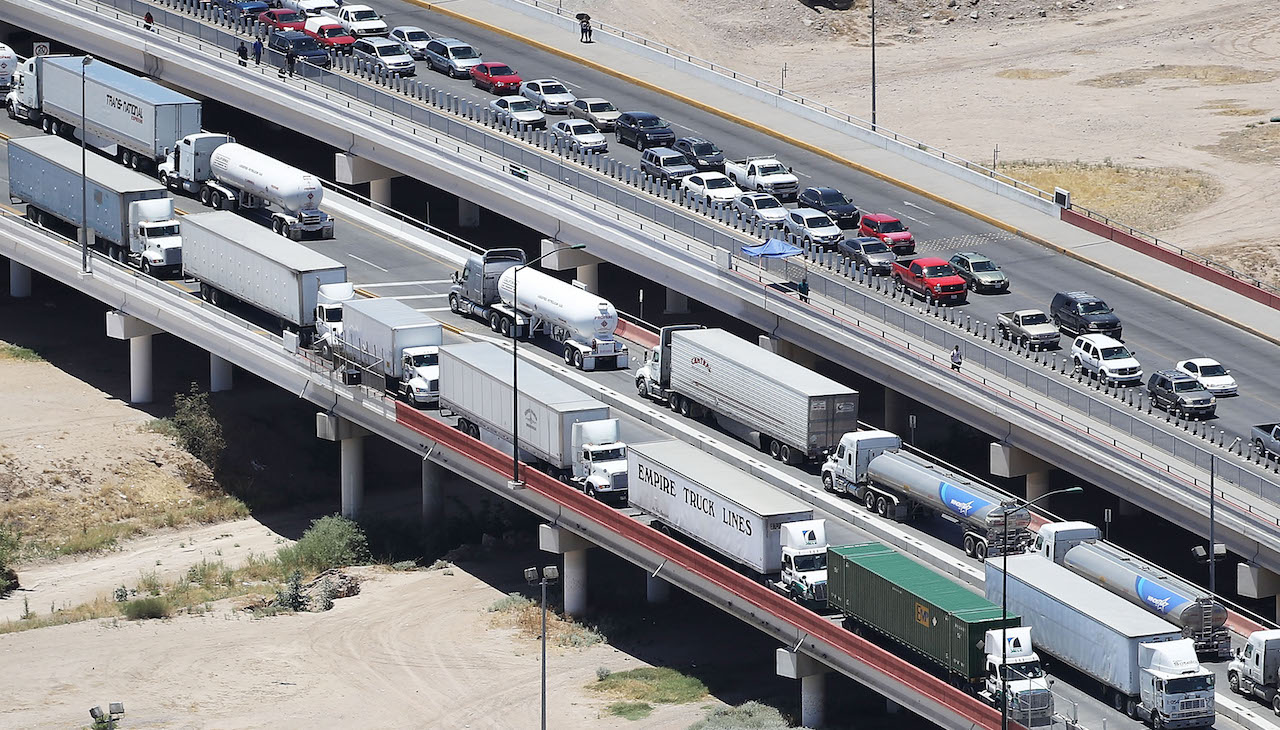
[488,593,533,613]
[0,595,120,634]
[123,596,170,620]
[590,667,708,704]
[995,68,1069,80]
[0,343,43,362]
[1200,240,1280,290]
[607,702,654,720]
[1198,123,1280,165]
[1080,64,1277,88]
[688,701,796,730]
[1198,99,1271,117]
[487,592,606,648]
[996,159,1220,232]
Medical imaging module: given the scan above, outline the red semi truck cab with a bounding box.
[892,257,968,304]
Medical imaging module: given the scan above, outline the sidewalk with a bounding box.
[420,0,1280,347]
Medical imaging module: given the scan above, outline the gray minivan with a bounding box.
[423,38,482,77]
[640,147,697,183]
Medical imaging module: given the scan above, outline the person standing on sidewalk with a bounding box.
[286,48,298,77]
[580,17,593,43]
[951,345,963,371]
[798,276,810,304]
[237,41,249,67]
[253,37,264,66]
[143,11,154,31]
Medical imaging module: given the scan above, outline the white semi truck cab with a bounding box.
[570,419,628,502]
[979,627,1055,728]
[127,199,183,276]
[1138,639,1215,728]
[399,345,440,405]
[1230,630,1280,716]
[314,282,355,354]
[771,519,829,605]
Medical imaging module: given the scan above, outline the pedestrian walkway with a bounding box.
[419,0,1280,346]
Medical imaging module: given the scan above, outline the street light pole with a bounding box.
[525,564,559,730]
[870,0,877,131]
[1001,486,1082,730]
[509,243,586,486]
[80,55,93,273]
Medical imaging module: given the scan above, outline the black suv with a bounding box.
[615,111,676,150]
[1050,291,1122,339]
[268,30,331,68]
[797,187,860,228]
[1147,370,1217,419]
[672,137,725,172]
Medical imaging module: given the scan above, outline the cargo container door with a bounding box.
[808,394,859,457]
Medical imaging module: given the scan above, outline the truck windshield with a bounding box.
[351,9,378,20]
[409,353,438,367]
[1003,661,1044,680]
[1100,346,1132,361]
[1173,380,1205,393]
[143,223,180,238]
[756,163,785,176]
[323,308,342,322]
[1080,301,1111,314]
[794,553,826,572]
[292,37,321,52]
[1020,313,1049,325]
[922,265,957,277]
[589,447,626,461]
[1166,675,1214,693]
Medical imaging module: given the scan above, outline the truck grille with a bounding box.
[1179,699,1208,712]
[1116,367,1139,376]
[163,248,182,265]
[772,182,799,194]
[812,582,828,602]
[610,473,627,490]
[939,284,965,293]
[300,211,324,225]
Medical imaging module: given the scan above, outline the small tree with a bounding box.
[276,570,306,611]
[171,383,226,468]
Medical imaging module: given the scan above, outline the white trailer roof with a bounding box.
[998,553,1180,639]
[183,212,344,273]
[675,328,854,398]
[45,56,198,106]
[631,439,812,517]
[345,296,436,328]
[441,341,604,412]
[9,135,163,194]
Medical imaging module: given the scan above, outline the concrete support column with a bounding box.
[129,335,154,404]
[369,177,392,207]
[990,442,1053,501]
[884,388,909,437]
[1239,563,1280,620]
[777,649,828,729]
[539,524,593,617]
[1025,469,1051,502]
[9,260,32,298]
[645,573,670,604]
[316,414,371,520]
[458,199,480,228]
[210,353,234,393]
[575,262,599,294]
[664,287,690,315]
[422,458,444,530]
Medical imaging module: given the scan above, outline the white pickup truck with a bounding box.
[724,156,799,201]
[326,4,387,37]
[997,309,1060,350]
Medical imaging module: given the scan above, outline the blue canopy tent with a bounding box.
[740,238,804,286]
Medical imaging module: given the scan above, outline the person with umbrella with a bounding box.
[577,13,593,43]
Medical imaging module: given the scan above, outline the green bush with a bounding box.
[171,383,226,468]
[687,701,799,730]
[591,667,707,704]
[488,592,533,613]
[277,515,370,574]
[275,570,306,611]
[0,524,19,594]
[608,702,653,720]
[123,596,171,620]
[317,577,336,611]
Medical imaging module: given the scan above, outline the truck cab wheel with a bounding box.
[1228,672,1240,695]
[489,312,501,332]
[585,484,597,500]
[1146,705,1159,726]
[449,294,461,314]
[635,377,648,397]
[142,259,154,276]
[822,473,835,493]
[864,491,877,511]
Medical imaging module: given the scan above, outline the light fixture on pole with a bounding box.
[525,564,560,730]
[869,0,877,131]
[1000,486,1082,730]
[80,55,94,274]
[508,243,586,487]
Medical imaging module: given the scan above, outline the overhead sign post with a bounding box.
[33,41,51,57]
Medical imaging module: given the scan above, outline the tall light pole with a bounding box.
[869,0,877,131]
[80,55,93,273]
[525,564,560,730]
[1000,485,1082,730]
[1209,438,1240,596]
[509,243,586,486]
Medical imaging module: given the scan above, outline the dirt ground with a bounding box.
[561,0,1280,282]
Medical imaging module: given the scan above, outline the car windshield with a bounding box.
[1198,363,1227,376]
[405,30,430,41]
[820,191,849,204]
[875,219,906,233]
[1167,675,1214,694]
[351,9,377,20]
[922,265,956,277]
[755,197,780,209]
[292,36,320,51]
[319,26,345,37]
[507,99,535,111]
[488,64,515,75]
[637,117,668,129]
[860,240,889,254]
[793,553,826,571]
[1100,346,1132,360]
[1002,661,1044,680]
[541,82,568,94]
[803,214,832,227]
[705,177,734,189]
[1173,380,1206,393]
[277,10,300,21]
[691,142,718,155]
[375,44,401,56]
[588,101,616,113]
[756,162,785,176]
[1021,313,1049,325]
[408,353,438,368]
[971,259,998,272]
[1080,301,1111,314]
[568,122,595,134]
[450,45,479,59]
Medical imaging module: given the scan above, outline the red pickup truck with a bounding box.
[892,257,968,304]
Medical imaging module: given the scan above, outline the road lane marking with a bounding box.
[347,253,388,272]
[904,201,936,216]
[359,279,453,287]
[390,293,448,300]
[414,306,451,312]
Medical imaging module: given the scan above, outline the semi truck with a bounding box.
[8,135,182,277]
[339,297,442,406]
[988,554,1216,728]
[448,249,629,371]
[822,430,1031,560]
[628,439,828,605]
[181,211,346,346]
[0,44,16,93]
[827,542,1054,726]
[635,326,859,465]
[1228,630,1280,716]
[438,342,628,501]
[313,282,355,354]
[159,132,335,240]
[1034,522,1229,657]
[6,55,202,172]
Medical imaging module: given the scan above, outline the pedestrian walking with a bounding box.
[237,41,249,67]
[253,37,264,66]
[143,11,154,31]
[286,48,298,77]
[580,17,592,43]
[798,276,810,304]
[951,345,963,372]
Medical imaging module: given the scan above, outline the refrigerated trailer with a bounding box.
[181,211,346,345]
[339,297,442,406]
[636,326,859,464]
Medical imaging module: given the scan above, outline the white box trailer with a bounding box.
[341,297,442,405]
[181,211,345,345]
[438,341,612,474]
[628,439,814,574]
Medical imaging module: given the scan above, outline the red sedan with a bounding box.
[258,8,306,31]
[470,62,523,95]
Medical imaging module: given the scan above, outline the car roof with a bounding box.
[849,236,882,244]
[434,37,467,45]
[1156,369,1194,380]
[807,186,841,195]
[908,256,949,266]
[1182,357,1219,365]
[951,251,989,261]
[628,111,661,119]
[343,3,374,9]
[274,29,309,38]
[391,25,426,32]
[1076,333,1123,346]
[677,136,710,145]
[862,213,898,222]
[1059,290,1102,302]
[795,207,831,218]
[527,77,561,84]
[364,36,400,47]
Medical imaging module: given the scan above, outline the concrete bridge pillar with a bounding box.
[665,287,690,315]
[777,648,828,728]
[422,458,444,530]
[334,152,399,209]
[540,524,593,617]
[316,413,371,519]
[9,260,32,298]
[210,353,234,392]
[458,199,480,228]
[990,442,1053,502]
[1239,563,1280,620]
[575,262,599,294]
[369,177,392,207]
[106,311,163,404]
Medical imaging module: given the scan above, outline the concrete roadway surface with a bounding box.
[0,115,1256,730]
[253,0,1280,448]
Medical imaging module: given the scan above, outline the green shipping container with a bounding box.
[828,543,1019,681]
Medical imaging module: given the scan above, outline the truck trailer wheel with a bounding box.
[779,444,793,464]
[679,396,692,418]
[1272,693,1280,717]
[864,491,877,511]
[963,534,977,557]
[489,312,502,333]
[768,439,782,460]
[573,350,584,369]
[1111,691,1126,714]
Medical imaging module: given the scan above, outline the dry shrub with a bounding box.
[1197,123,1280,165]
[995,69,1069,80]
[1081,65,1277,88]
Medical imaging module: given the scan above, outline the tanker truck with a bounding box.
[6,55,202,172]
[159,132,335,240]
[1034,522,1230,658]
[0,44,16,93]
[821,430,1031,560]
[448,249,629,371]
